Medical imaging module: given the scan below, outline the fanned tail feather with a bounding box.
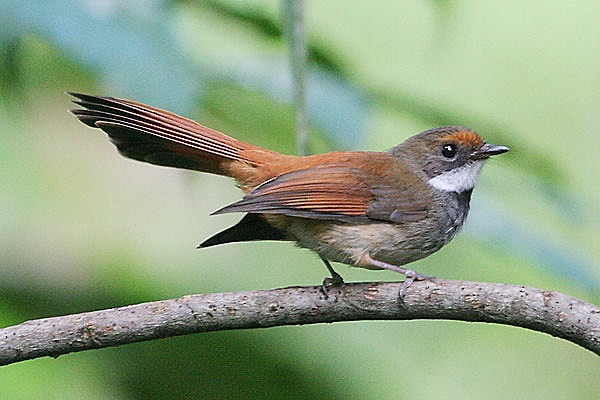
[68,92,269,177]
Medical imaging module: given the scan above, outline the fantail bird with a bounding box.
[68,93,509,295]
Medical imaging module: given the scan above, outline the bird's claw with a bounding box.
[399,269,434,298]
[321,274,345,296]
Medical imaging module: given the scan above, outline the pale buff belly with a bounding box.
[283,217,458,269]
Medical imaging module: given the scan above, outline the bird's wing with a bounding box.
[212,164,430,223]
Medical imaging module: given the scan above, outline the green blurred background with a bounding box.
[1,1,599,399]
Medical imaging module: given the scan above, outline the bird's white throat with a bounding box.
[427,161,485,192]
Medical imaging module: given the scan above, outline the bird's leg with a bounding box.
[320,258,345,294]
[361,254,434,297]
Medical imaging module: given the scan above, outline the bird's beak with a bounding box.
[472,143,510,159]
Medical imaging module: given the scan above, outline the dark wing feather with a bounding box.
[213,164,430,223]
[198,213,287,248]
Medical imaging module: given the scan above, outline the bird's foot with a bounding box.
[320,258,345,296]
[398,269,434,297]
[360,254,434,298]
[321,271,345,296]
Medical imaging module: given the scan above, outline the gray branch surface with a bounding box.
[1,279,599,365]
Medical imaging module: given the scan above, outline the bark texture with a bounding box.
[1,279,598,365]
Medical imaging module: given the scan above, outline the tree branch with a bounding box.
[1,280,598,365]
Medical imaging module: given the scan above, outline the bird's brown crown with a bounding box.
[439,129,484,147]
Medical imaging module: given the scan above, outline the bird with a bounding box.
[68,92,509,295]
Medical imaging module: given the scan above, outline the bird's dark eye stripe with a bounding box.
[441,143,457,158]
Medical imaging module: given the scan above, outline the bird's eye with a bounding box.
[441,143,457,158]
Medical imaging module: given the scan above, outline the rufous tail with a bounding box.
[68,93,275,177]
